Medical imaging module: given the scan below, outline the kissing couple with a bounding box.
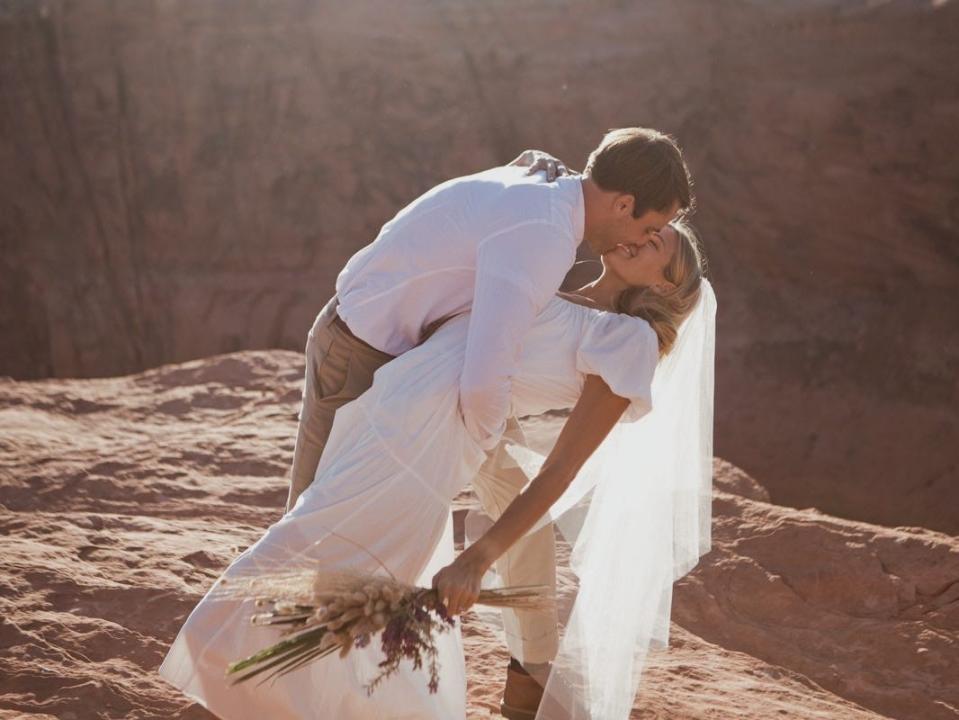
[160,127,717,720]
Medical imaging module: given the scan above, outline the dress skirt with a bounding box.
[159,316,488,719]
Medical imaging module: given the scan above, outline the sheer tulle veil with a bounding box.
[475,277,717,719]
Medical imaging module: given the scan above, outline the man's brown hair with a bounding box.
[584,127,694,218]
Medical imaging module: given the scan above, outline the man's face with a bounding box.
[586,196,681,257]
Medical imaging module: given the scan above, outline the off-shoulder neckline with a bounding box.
[553,292,625,321]
[551,293,657,336]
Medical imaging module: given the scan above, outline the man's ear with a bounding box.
[612,192,634,217]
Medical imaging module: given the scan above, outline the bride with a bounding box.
[159,220,714,720]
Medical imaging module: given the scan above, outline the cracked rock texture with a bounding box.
[2,0,958,536]
[2,351,957,718]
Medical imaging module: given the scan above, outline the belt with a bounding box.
[331,312,391,356]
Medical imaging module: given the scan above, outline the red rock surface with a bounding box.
[2,351,957,719]
[1,0,958,535]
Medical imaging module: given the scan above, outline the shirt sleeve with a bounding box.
[459,221,575,449]
[576,313,660,423]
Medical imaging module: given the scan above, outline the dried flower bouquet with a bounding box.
[213,568,552,696]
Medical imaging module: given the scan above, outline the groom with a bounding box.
[286,127,693,718]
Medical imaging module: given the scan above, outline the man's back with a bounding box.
[335,166,584,357]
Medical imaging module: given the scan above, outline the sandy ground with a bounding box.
[2,351,956,719]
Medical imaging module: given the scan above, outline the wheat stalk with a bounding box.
[216,568,553,694]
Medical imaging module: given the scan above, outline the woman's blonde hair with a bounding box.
[614,221,706,357]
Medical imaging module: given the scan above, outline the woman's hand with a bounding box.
[435,377,628,618]
[431,548,490,617]
[507,149,574,181]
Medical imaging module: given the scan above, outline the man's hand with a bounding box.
[507,149,574,182]
[431,548,489,617]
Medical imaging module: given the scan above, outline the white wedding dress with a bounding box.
[158,295,659,720]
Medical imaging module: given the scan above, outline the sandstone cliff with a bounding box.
[2,1,957,543]
[1,351,957,718]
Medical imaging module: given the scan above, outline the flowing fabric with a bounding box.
[159,295,666,719]
[476,279,717,719]
[158,284,716,719]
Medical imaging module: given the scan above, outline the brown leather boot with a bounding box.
[500,658,545,719]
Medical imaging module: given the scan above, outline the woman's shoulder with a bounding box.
[557,295,657,345]
[570,302,658,418]
[551,294,658,372]
[587,310,657,362]
[595,306,656,335]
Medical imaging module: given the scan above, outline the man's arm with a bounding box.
[459,222,574,450]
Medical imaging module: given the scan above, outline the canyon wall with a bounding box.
[2,0,958,531]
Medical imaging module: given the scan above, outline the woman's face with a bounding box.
[602,224,679,291]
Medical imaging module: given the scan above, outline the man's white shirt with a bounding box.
[335,166,586,450]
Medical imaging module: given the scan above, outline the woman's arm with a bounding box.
[432,374,630,615]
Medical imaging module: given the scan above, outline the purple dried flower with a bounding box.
[226,569,550,699]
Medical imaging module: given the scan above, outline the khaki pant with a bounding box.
[468,427,560,665]
[286,296,559,664]
[286,297,395,513]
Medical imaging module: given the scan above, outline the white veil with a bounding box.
[476,278,717,719]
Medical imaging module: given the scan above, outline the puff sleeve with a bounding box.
[575,312,660,422]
